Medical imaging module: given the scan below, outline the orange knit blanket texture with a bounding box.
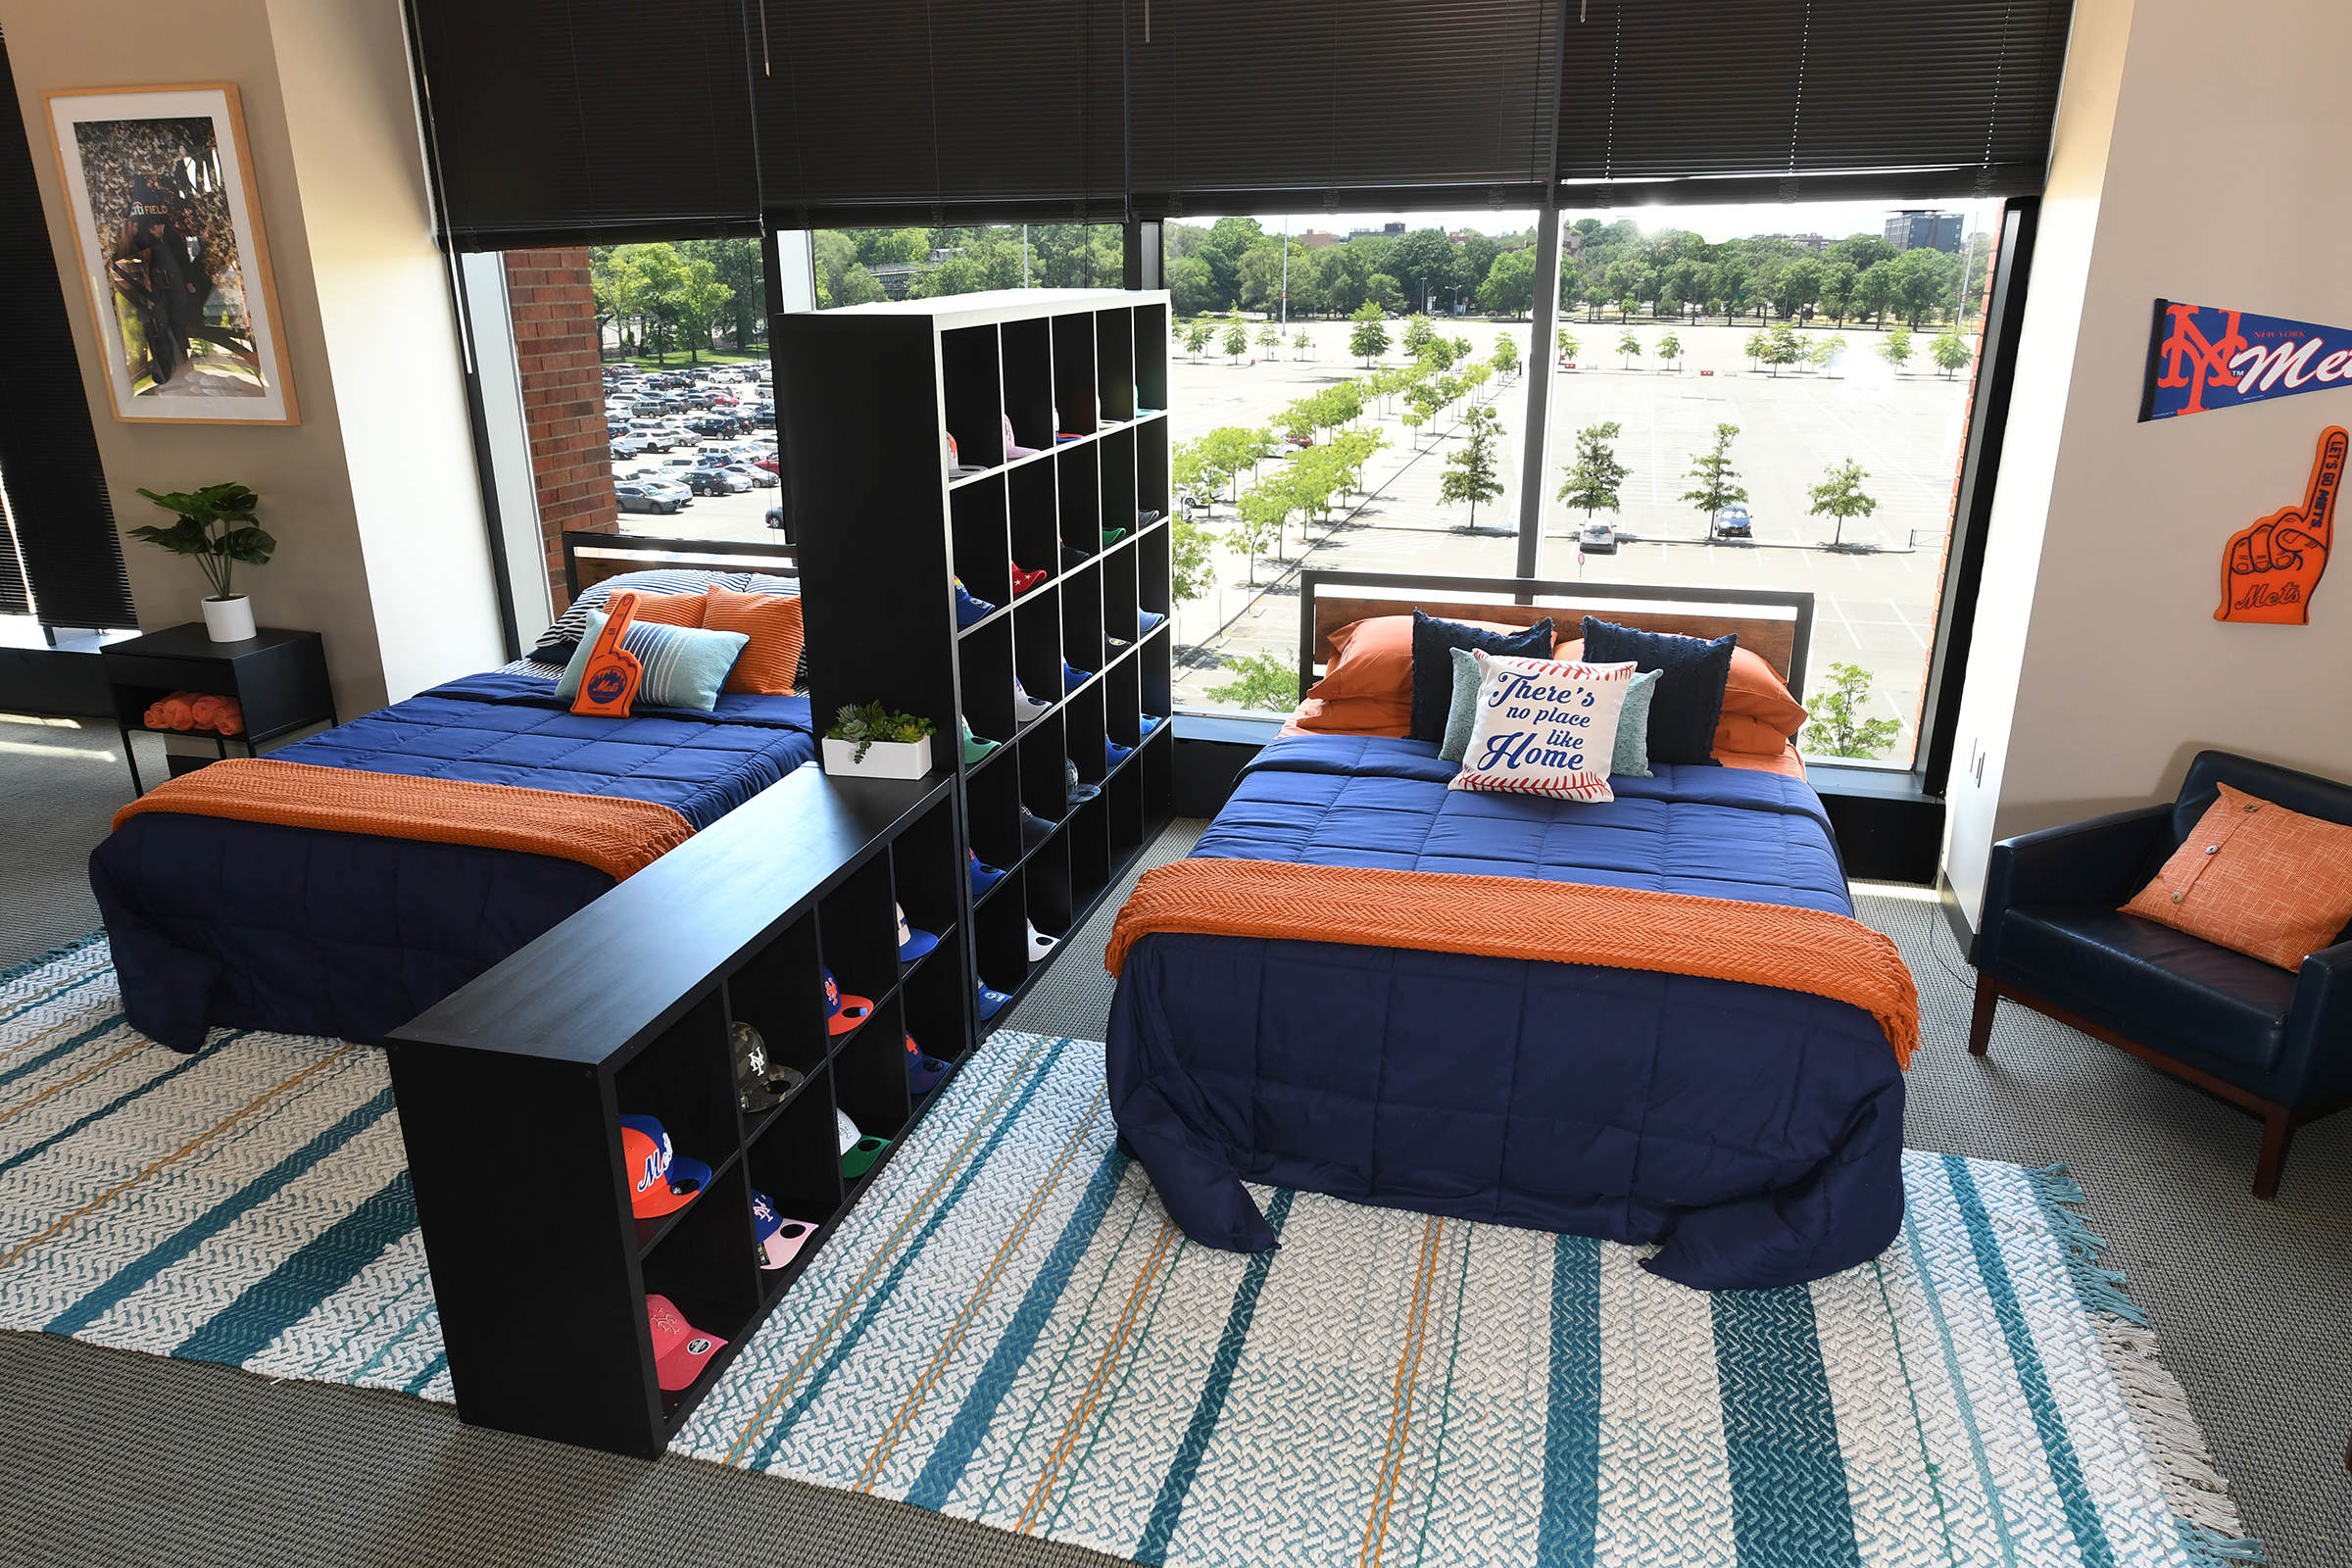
[112,759,695,883]
[1104,858,1920,1067]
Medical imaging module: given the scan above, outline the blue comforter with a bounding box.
[1105,735,1904,1290]
[91,670,814,1052]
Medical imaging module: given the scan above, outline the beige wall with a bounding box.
[1945,0,2352,918]
[0,0,501,722]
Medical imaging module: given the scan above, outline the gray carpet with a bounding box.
[0,714,160,964]
[5,796,2349,1565]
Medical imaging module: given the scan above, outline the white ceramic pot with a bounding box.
[821,734,932,780]
[202,595,256,642]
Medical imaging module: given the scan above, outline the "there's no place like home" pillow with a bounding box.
[1448,650,1638,801]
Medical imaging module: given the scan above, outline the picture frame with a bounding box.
[45,83,298,425]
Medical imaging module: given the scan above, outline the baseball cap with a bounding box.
[620,1115,712,1219]
[752,1190,816,1271]
[647,1293,727,1392]
[1003,413,1041,460]
[824,967,874,1037]
[843,1135,890,1180]
[733,1021,781,1112]
[897,904,940,963]
[906,1032,948,1094]
[836,1106,861,1155]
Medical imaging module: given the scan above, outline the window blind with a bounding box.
[1556,0,2076,204]
[406,0,762,250]
[1126,0,1564,219]
[0,25,134,628]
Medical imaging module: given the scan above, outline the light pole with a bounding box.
[1279,215,1289,333]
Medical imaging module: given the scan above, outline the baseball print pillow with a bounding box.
[1449,650,1639,802]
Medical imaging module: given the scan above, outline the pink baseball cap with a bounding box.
[647,1293,727,1392]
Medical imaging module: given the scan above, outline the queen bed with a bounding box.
[91,535,817,1053]
[1104,571,1914,1291]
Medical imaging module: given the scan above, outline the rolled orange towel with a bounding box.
[214,703,244,737]
[189,695,221,728]
[144,703,168,728]
[160,697,195,731]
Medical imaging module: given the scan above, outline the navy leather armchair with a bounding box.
[1972,750,2352,1199]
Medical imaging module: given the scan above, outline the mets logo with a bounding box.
[2145,299,2352,420]
[587,666,630,703]
[686,1338,711,1355]
[638,1153,662,1193]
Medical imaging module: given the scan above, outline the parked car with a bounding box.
[719,463,776,489]
[1710,504,1753,540]
[1580,519,1618,555]
[626,423,674,452]
[752,455,781,475]
[610,436,640,461]
[614,482,682,515]
[686,467,751,496]
[636,477,693,508]
[764,504,787,533]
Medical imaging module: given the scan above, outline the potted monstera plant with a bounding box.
[127,481,274,642]
[822,702,935,779]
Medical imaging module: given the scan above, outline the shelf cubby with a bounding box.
[1136,416,1170,513]
[748,1060,844,1222]
[1099,425,1137,540]
[1010,586,1063,712]
[942,325,1004,467]
[1108,755,1148,863]
[612,992,735,1184]
[959,614,1015,743]
[1102,546,1141,651]
[1002,317,1054,452]
[975,869,1030,995]
[903,943,968,1067]
[951,474,1012,609]
[1016,712,1069,825]
[1134,302,1169,413]
[1026,831,1075,947]
[724,914,829,1085]
[1055,443,1099,563]
[834,990,910,1143]
[1051,313,1098,435]
[1096,307,1136,421]
[892,796,962,942]
[965,747,1024,871]
[1068,796,1113,915]
[1008,460,1060,587]
[1065,680,1107,789]
[1062,562,1104,678]
[818,855,899,1007]
[1104,652,1142,749]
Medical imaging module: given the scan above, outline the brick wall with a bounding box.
[505,249,615,612]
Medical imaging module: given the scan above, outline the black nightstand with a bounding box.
[102,623,335,795]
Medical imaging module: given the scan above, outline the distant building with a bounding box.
[867,262,926,299]
[1296,229,1343,248]
[1751,231,1832,255]
[1346,221,1406,243]
[1884,211,1965,254]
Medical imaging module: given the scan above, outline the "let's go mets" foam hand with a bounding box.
[2216,425,2346,624]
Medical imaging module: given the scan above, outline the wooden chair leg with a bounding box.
[1968,972,2001,1056]
[2252,1107,2293,1200]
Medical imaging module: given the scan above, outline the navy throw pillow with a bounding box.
[1579,616,1735,766]
[1408,610,1553,744]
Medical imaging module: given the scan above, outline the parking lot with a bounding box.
[603,364,785,538]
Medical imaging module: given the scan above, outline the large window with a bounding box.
[1158,201,1999,773]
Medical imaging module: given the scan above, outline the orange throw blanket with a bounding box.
[1105,858,1919,1067]
[113,758,694,883]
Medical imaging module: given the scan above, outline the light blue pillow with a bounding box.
[1613,668,1662,778]
[555,610,748,712]
[1440,646,1483,762]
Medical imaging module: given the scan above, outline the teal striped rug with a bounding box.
[2,940,2262,1566]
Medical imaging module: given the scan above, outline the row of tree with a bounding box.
[811,224,1123,308]
[589,240,764,363]
[1556,419,1883,548]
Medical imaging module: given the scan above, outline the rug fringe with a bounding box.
[2028,1163,2263,1562]
[0,929,111,988]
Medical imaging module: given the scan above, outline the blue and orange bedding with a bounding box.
[1104,733,1906,1290]
[92,664,814,1052]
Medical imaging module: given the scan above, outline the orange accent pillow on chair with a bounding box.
[702,588,805,694]
[2120,783,2352,969]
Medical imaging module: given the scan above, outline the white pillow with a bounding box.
[1449,650,1639,802]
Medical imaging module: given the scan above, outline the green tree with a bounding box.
[1255,320,1283,357]
[1878,325,1915,371]
[1440,405,1506,528]
[1556,328,1580,362]
[1204,650,1300,711]
[1182,318,1215,360]
[1680,422,1748,531]
[1807,458,1879,547]
[1367,272,1406,314]
[1491,332,1520,379]
[1167,254,1219,317]
[1818,260,1858,325]
[1292,328,1312,360]
[1348,303,1391,366]
[1654,329,1682,368]
[1856,262,1899,328]
[667,256,732,362]
[1761,324,1803,376]
[1221,320,1250,363]
[811,231,886,308]
[688,237,763,351]
[1742,327,1769,368]
[1801,663,1903,759]
[1171,513,1216,604]
[1770,256,1823,322]
[1400,314,1437,359]
[1231,483,1290,585]
[1419,334,1458,372]
[1888,246,1957,326]
[1810,332,1847,374]
[1930,329,1974,379]
[1476,245,1539,316]
[1558,421,1630,520]
[1617,328,1643,368]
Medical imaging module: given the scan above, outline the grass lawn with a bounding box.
[607,349,770,370]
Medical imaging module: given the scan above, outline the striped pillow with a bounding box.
[1447,650,1638,803]
[702,588,804,695]
[554,610,749,712]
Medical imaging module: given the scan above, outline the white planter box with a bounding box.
[822,734,932,780]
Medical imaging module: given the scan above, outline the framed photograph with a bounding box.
[45,83,298,425]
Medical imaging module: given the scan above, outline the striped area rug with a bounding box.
[2,939,2261,1566]
[0,935,450,1400]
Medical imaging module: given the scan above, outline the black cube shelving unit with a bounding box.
[782,287,1176,1031]
[386,766,965,1457]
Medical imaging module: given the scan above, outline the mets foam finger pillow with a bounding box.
[1449,649,1638,801]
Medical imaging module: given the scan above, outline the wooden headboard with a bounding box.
[561,532,800,603]
[1298,569,1816,699]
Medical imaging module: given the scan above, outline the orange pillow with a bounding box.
[627,592,708,629]
[1558,637,1805,733]
[1306,614,1536,704]
[1715,712,1796,756]
[702,587,805,695]
[1289,693,1411,737]
[2121,783,2352,969]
